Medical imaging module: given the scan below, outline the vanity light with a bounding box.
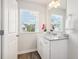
[49,0,60,8]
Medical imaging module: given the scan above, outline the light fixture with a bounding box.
[49,0,60,8]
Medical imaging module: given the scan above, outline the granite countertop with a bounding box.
[40,32,69,41]
[43,36,69,41]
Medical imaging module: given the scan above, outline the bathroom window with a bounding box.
[51,15,63,32]
[20,9,39,32]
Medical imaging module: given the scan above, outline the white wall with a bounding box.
[18,0,67,54]
[66,0,78,59]
[18,33,37,54]
[18,1,47,28]
[18,1,47,54]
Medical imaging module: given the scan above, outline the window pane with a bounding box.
[51,15,63,32]
[20,9,39,32]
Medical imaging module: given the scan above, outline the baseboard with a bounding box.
[18,49,37,54]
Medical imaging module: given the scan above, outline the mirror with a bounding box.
[47,8,66,32]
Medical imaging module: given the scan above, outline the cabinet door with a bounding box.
[37,37,43,58]
[41,38,50,59]
[37,37,50,59]
[51,40,68,59]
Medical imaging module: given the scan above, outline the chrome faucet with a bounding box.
[51,24,56,32]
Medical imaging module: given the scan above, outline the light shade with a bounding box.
[49,0,60,8]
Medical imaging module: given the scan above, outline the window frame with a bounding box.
[50,14,64,32]
[19,8,40,33]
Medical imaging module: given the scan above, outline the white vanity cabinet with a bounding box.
[37,36,68,59]
[37,37,50,59]
[51,40,68,59]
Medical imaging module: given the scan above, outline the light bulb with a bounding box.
[49,3,52,7]
[49,0,60,8]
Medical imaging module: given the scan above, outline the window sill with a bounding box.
[19,32,45,34]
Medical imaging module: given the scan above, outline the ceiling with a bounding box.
[19,0,67,9]
[21,0,51,5]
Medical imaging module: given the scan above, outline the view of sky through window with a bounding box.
[20,9,39,32]
[20,9,36,25]
[51,15,63,32]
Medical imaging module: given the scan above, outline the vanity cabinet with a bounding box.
[37,37,50,59]
[37,36,68,59]
[51,40,68,59]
